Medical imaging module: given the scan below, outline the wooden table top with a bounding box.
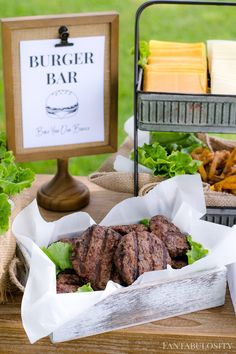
[0,175,236,354]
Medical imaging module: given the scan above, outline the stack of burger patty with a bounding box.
[57,215,190,293]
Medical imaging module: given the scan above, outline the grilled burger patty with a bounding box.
[56,271,83,293]
[71,225,122,290]
[55,215,190,293]
[114,230,171,285]
[171,256,188,269]
[150,215,190,258]
[60,236,79,247]
[111,224,148,235]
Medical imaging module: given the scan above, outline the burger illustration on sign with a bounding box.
[45,90,79,119]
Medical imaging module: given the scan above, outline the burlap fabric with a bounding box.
[90,136,152,194]
[89,134,236,206]
[139,181,236,207]
[8,245,29,293]
[89,172,163,194]
[98,136,133,172]
[0,191,34,301]
[0,219,16,303]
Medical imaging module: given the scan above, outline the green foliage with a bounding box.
[76,283,94,293]
[0,134,35,235]
[0,193,11,235]
[139,218,150,227]
[130,142,201,178]
[131,40,150,68]
[0,151,35,196]
[42,241,94,292]
[150,132,204,154]
[42,241,73,275]
[186,235,209,265]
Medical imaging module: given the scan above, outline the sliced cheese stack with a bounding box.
[207,40,236,95]
[143,40,208,94]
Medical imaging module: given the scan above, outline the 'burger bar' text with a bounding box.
[29,52,94,85]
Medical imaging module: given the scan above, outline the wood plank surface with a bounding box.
[1,174,236,353]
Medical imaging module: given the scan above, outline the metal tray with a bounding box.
[137,89,236,134]
[133,1,236,226]
[203,208,236,227]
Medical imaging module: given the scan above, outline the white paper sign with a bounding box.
[20,36,105,148]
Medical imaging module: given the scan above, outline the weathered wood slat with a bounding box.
[52,267,227,343]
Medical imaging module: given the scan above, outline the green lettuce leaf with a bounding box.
[0,132,7,159]
[0,194,11,235]
[0,132,7,151]
[167,151,201,177]
[130,40,150,68]
[186,235,209,265]
[150,132,204,154]
[138,40,150,68]
[0,169,35,195]
[77,283,94,293]
[0,133,35,236]
[131,142,201,178]
[0,150,35,195]
[139,218,150,227]
[42,242,73,274]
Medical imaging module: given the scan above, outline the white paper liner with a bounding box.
[124,116,150,146]
[227,232,236,316]
[115,116,152,173]
[114,116,151,172]
[12,174,236,344]
[114,155,152,174]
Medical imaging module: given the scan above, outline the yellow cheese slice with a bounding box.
[149,40,205,49]
[148,56,204,66]
[146,63,206,73]
[150,47,205,58]
[143,69,207,94]
[143,40,207,94]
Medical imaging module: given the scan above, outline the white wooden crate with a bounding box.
[51,267,227,343]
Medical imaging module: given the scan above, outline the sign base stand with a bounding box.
[37,158,90,212]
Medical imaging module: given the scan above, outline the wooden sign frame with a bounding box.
[1,13,119,162]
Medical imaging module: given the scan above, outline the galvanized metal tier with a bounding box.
[203,208,236,226]
[137,92,236,133]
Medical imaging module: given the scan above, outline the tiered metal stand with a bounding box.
[134,0,236,226]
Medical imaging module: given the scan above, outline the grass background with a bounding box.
[0,0,236,176]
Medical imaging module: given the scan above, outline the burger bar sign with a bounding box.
[20,36,105,149]
[2,13,118,161]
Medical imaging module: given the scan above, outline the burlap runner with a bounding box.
[204,187,236,207]
[90,133,236,206]
[98,137,133,172]
[9,258,25,293]
[0,190,34,301]
[89,172,163,194]
[9,245,29,293]
[206,135,236,152]
[0,220,16,303]
[90,136,146,193]
[139,181,236,207]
